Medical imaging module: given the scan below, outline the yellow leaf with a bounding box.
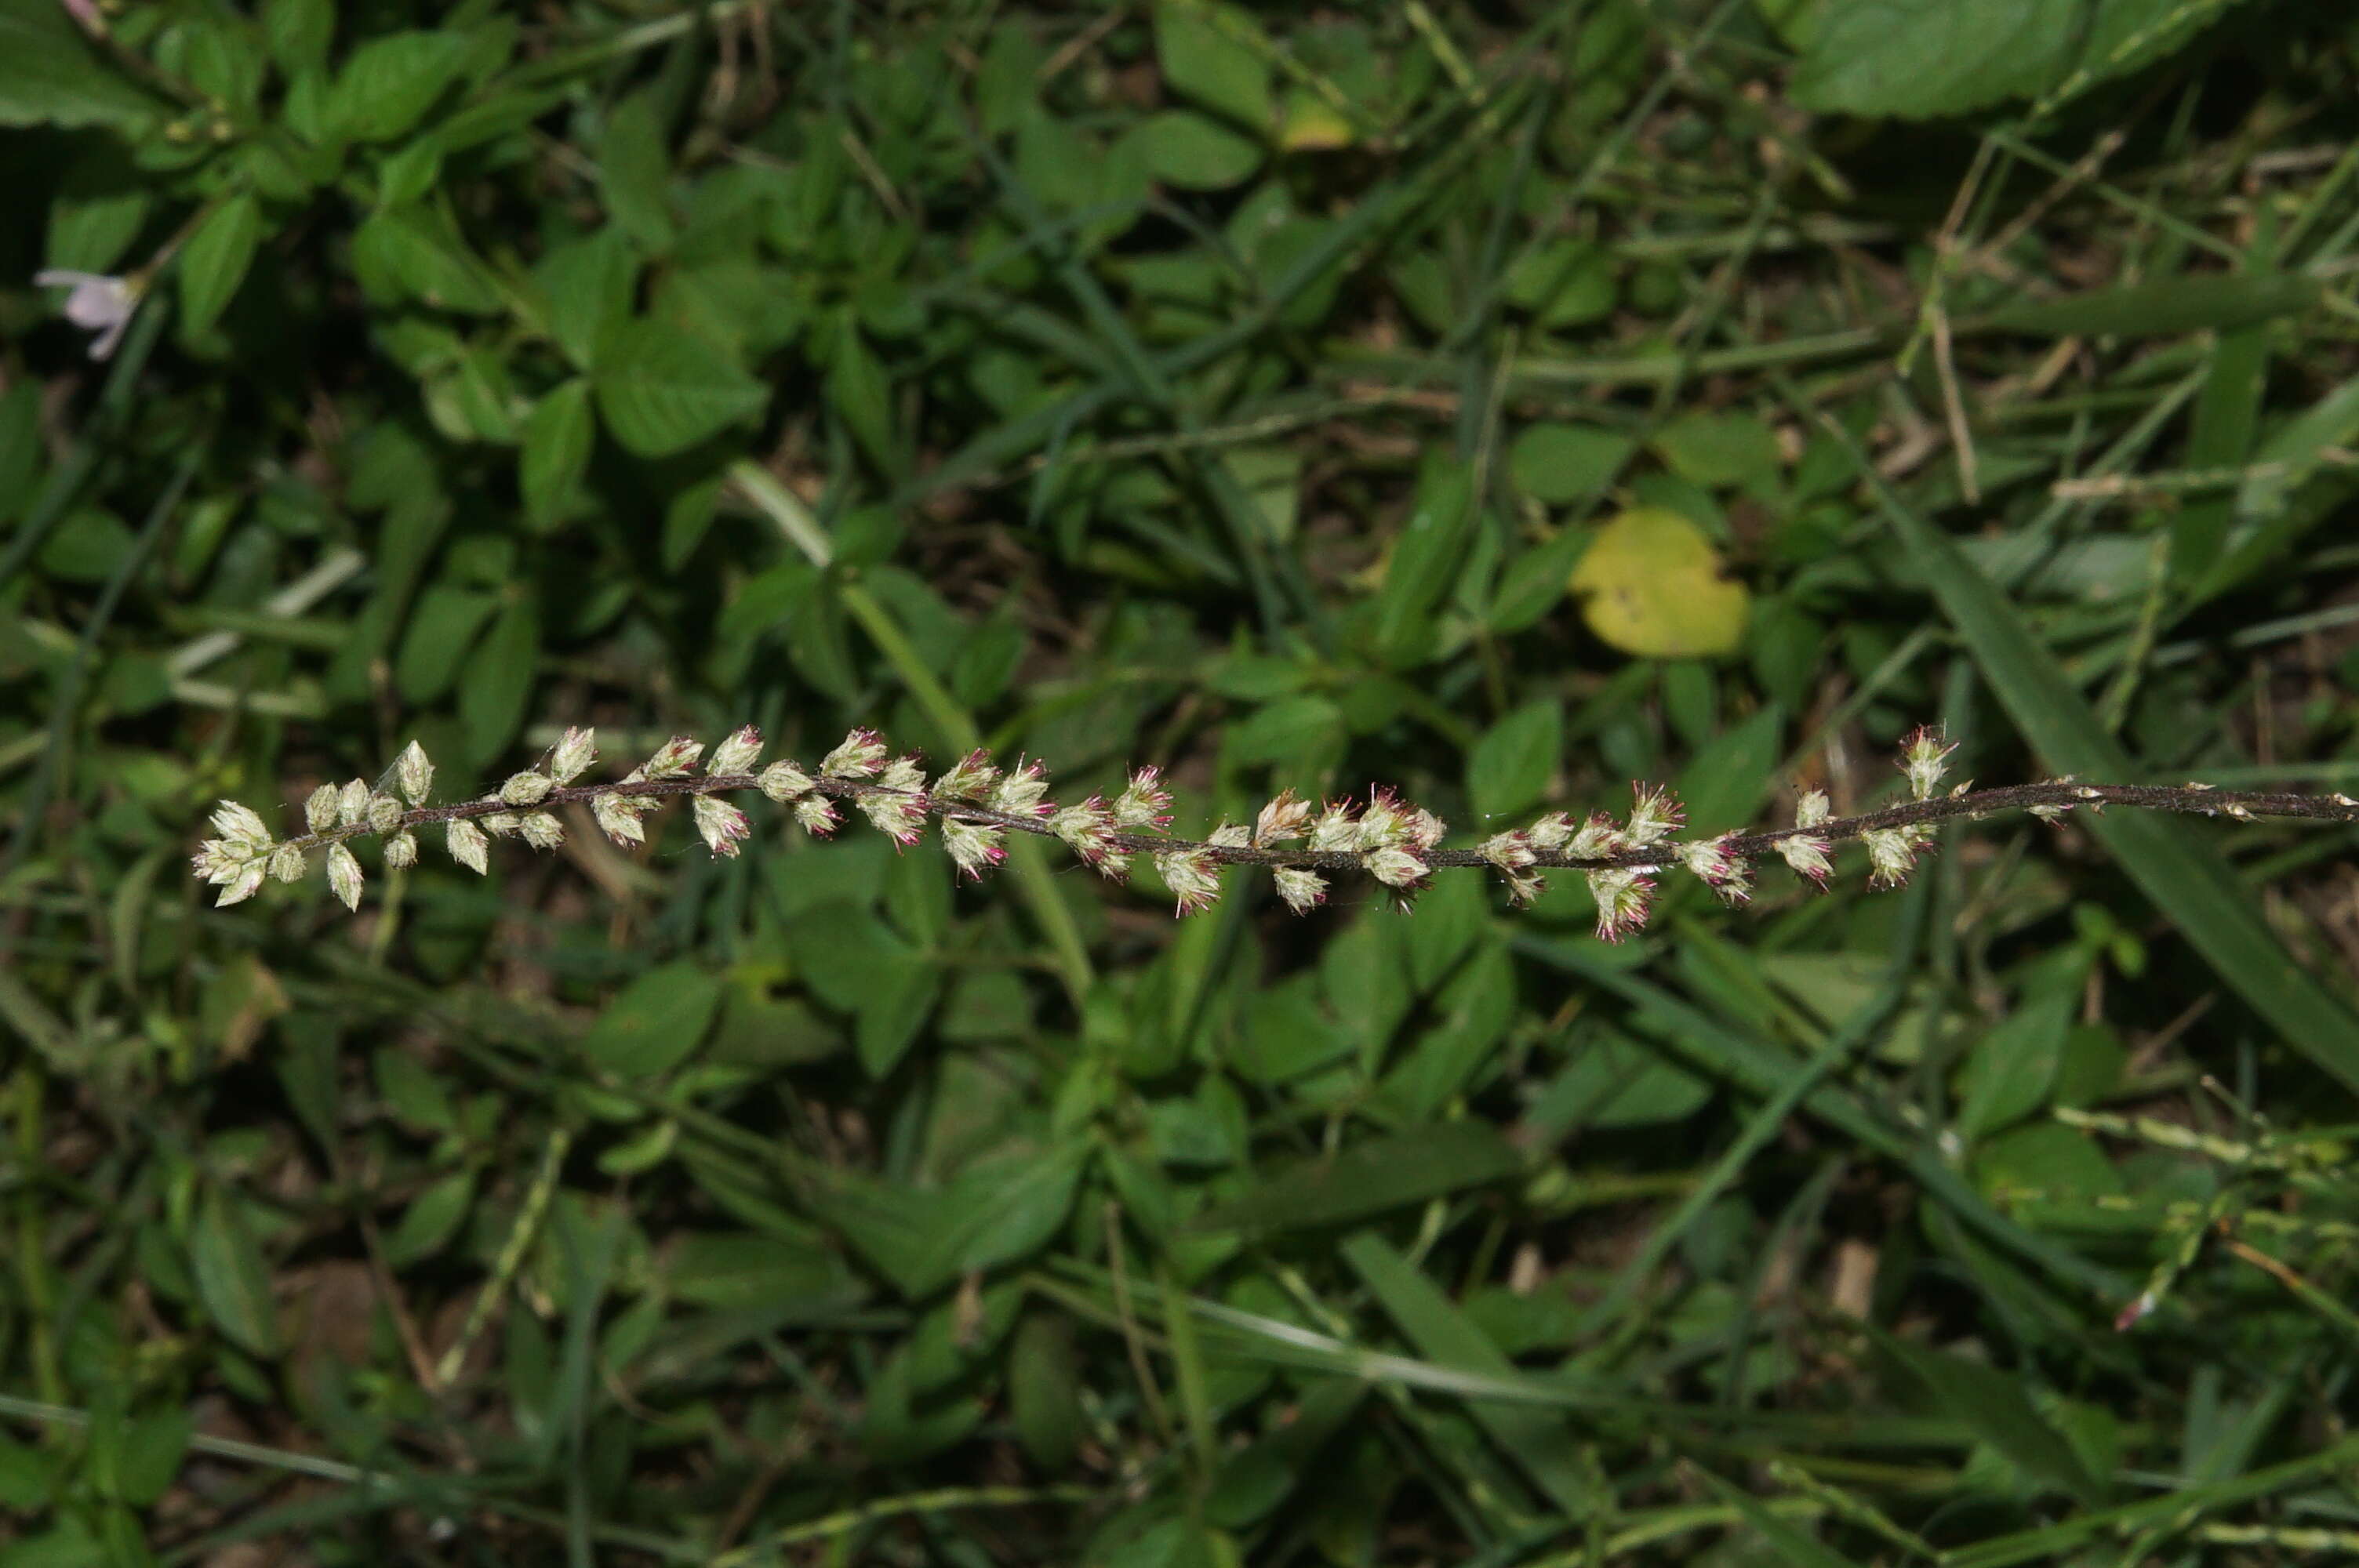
[1277,89,1354,151]
[1568,507,1749,657]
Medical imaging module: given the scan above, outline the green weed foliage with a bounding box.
[6,0,2359,1563]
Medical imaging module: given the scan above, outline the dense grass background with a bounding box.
[6,0,2359,1562]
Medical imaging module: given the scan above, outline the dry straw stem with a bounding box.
[193,724,2359,943]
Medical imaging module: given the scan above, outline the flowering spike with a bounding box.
[709,725,762,777]
[395,741,434,805]
[693,797,751,857]
[326,844,364,911]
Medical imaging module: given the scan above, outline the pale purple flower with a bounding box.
[35,270,138,361]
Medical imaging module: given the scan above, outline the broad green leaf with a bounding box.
[1375,455,1476,664]
[348,203,502,314]
[1503,238,1618,328]
[191,1187,282,1358]
[826,314,896,474]
[1191,1122,1521,1236]
[0,5,165,129]
[519,379,594,530]
[1509,423,1636,504]
[1652,410,1782,490]
[598,88,676,250]
[1468,699,1563,823]
[1132,109,1265,191]
[326,31,470,143]
[665,1229,860,1312]
[456,590,540,760]
[1569,508,1749,658]
[1154,1,1274,129]
[382,1169,477,1267]
[1008,1312,1086,1471]
[580,963,726,1077]
[594,319,767,458]
[1954,991,2072,1142]
[1792,0,2077,118]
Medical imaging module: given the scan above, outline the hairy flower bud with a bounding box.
[596,789,653,846]
[1898,726,1957,802]
[1308,799,1359,853]
[941,817,1007,880]
[1363,844,1429,891]
[989,757,1054,819]
[268,843,307,883]
[395,740,434,804]
[708,725,761,777]
[518,813,564,850]
[1526,811,1576,851]
[500,771,554,807]
[1795,789,1831,829]
[932,749,999,802]
[758,759,814,801]
[1776,833,1833,886]
[325,844,364,911]
[1207,822,1250,849]
[550,726,598,784]
[1255,789,1310,846]
[213,860,266,907]
[383,830,418,869]
[1677,835,1750,903]
[368,793,404,833]
[447,818,489,875]
[794,796,840,836]
[1154,848,1222,916]
[1050,797,1122,877]
[1625,783,1683,847]
[304,783,338,836]
[1480,830,1545,905]
[1114,766,1174,832]
[1862,827,1917,887]
[209,800,271,853]
[1274,866,1328,914]
[1587,869,1652,942]
[643,735,704,779]
[693,797,750,857]
[820,728,887,780]
[337,779,371,827]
